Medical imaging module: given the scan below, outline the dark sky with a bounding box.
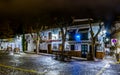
[0,0,120,17]
[0,0,119,37]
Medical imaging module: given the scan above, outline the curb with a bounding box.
[24,51,36,54]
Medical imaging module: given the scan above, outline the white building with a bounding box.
[28,21,105,58]
[0,19,106,59]
[0,36,22,51]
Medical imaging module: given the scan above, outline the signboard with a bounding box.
[111,39,117,44]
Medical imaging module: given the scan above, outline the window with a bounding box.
[78,28,89,40]
[71,45,75,50]
[80,32,88,40]
[68,29,76,41]
[53,44,58,50]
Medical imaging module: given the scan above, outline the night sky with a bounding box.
[0,0,120,38]
[0,0,119,17]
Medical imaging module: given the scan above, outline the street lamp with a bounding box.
[106,38,109,42]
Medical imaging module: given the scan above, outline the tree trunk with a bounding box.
[91,42,95,60]
[60,28,66,61]
[36,33,40,54]
[61,37,65,61]
[87,39,95,61]
[88,18,102,61]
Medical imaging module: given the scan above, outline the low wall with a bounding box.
[39,50,47,53]
[69,51,81,57]
[39,49,105,59]
[96,52,105,59]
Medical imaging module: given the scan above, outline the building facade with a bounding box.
[33,22,105,59]
[0,19,106,59]
[0,36,23,52]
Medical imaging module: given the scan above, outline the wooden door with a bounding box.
[48,44,52,54]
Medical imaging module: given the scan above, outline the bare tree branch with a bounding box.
[60,27,65,40]
[38,25,44,39]
[40,25,44,31]
[64,27,67,37]
[30,26,34,38]
[30,33,34,39]
[89,18,94,39]
[60,27,64,35]
[94,20,103,38]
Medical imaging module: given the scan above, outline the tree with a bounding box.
[87,18,103,60]
[30,15,51,54]
[30,25,44,54]
[54,16,73,61]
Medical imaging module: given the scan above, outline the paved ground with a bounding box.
[0,50,120,75]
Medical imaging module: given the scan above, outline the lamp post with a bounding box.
[111,38,119,61]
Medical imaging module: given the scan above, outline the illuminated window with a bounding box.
[75,34,81,42]
[78,28,89,40]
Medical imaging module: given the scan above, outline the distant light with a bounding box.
[99,30,106,36]
[100,32,102,35]
[76,35,80,38]
[103,30,106,34]
[106,38,109,41]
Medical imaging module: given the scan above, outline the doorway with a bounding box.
[48,44,52,54]
[81,44,88,58]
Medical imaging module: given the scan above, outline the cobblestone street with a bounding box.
[0,51,119,75]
